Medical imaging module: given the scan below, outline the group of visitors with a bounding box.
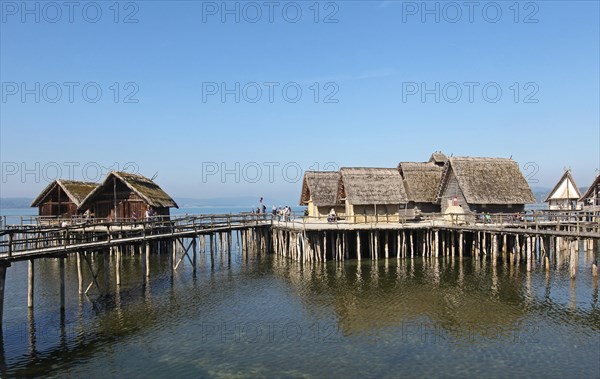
[479,212,492,223]
[278,206,292,221]
[251,197,293,221]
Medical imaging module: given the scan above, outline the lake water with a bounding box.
[1,206,599,378]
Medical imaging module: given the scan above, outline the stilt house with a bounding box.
[30,180,98,217]
[435,157,535,214]
[337,168,408,222]
[398,162,444,214]
[78,171,178,220]
[544,170,582,210]
[299,171,344,219]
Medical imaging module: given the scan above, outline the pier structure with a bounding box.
[0,210,598,325]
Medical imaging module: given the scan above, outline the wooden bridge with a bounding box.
[0,214,272,261]
[0,210,599,325]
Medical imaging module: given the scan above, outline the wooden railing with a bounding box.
[1,210,598,259]
[0,213,274,258]
[274,210,600,235]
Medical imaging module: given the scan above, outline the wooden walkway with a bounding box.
[1,211,599,262]
[272,219,600,239]
[0,214,271,262]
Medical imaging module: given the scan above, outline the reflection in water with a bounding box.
[27,310,35,356]
[1,244,599,378]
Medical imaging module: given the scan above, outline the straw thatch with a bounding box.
[436,157,535,204]
[398,162,443,203]
[544,170,581,202]
[429,151,448,166]
[79,171,178,209]
[580,174,600,201]
[31,180,98,207]
[338,168,408,205]
[299,171,340,206]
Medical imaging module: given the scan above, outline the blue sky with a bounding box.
[1,0,599,203]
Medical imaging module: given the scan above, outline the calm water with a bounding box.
[1,206,599,377]
[2,240,600,378]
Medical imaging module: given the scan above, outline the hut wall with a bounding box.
[440,172,472,213]
[548,199,578,211]
[39,202,78,217]
[84,180,158,220]
[412,202,440,214]
[314,205,345,220]
[347,204,400,223]
[37,186,79,217]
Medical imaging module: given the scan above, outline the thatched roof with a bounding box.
[31,180,98,207]
[398,162,443,203]
[580,174,600,201]
[436,157,535,204]
[338,168,408,205]
[544,170,581,202]
[80,171,178,209]
[429,151,448,165]
[299,171,340,206]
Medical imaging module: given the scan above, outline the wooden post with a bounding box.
[115,248,121,287]
[192,238,197,272]
[441,231,446,257]
[526,236,532,272]
[396,231,401,259]
[458,232,463,260]
[60,256,66,310]
[146,243,151,277]
[374,231,379,260]
[384,232,389,259]
[103,250,109,294]
[570,240,577,279]
[357,232,361,261]
[492,234,497,266]
[28,260,34,308]
[502,234,507,264]
[227,232,232,260]
[368,232,373,260]
[209,234,215,268]
[324,232,327,260]
[434,230,439,257]
[78,252,85,293]
[0,262,10,325]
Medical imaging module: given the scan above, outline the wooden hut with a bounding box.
[580,174,600,210]
[337,168,408,222]
[299,171,344,219]
[30,180,98,217]
[544,170,582,210]
[435,157,535,214]
[398,162,443,214]
[78,171,178,220]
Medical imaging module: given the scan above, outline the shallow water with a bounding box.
[1,239,599,378]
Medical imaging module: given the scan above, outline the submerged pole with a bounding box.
[0,262,10,325]
[77,252,84,293]
[146,243,151,278]
[192,238,197,272]
[357,232,361,261]
[28,260,34,308]
[115,248,121,287]
[59,256,66,310]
